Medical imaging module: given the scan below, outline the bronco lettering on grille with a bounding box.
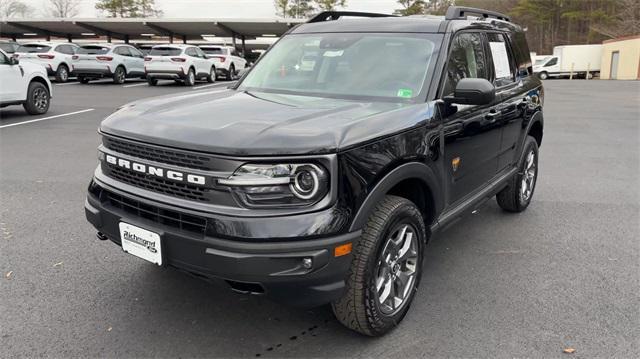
[104,153,207,185]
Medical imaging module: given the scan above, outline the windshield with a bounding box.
[149,47,182,56]
[17,44,52,53]
[77,46,110,55]
[238,33,440,101]
[201,47,224,55]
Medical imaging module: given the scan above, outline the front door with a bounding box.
[0,51,24,102]
[440,32,502,205]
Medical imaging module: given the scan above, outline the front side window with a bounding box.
[545,57,558,67]
[442,32,488,96]
[238,33,440,101]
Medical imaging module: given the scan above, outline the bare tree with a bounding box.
[274,0,290,17]
[46,0,80,18]
[0,0,34,18]
[591,0,640,38]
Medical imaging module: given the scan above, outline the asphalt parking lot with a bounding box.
[1,79,638,358]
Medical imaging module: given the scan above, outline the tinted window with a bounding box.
[149,47,182,56]
[201,47,223,55]
[442,32,488,96]
[77,45,110,55]
[56,45,76,55]
[0,43,18,53]
[487,33,515,87]
[545,57,558,66]
[507,30,532,77]
[17,44,52,53]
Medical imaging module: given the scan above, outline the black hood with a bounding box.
[100,89,432,156]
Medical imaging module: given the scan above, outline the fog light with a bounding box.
[302,258,313,269]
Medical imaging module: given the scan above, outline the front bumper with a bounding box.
[85,181,359,307]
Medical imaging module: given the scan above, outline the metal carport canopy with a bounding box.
[0,18,304,41]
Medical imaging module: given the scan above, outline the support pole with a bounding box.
[46,33,51,41]
[182,35,187,44]
[169,34,173,44]
[67,34,72,42]
[124,35,130,44]
[586,62,590,80]
[107,34,112,43]
[569,63,574,80]
[241,35,246,57]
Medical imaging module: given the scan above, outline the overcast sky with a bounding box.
[25,0,400,18]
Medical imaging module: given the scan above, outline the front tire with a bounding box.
[23,81,50,115]
[332,195,425,336]
[227,64,235,80]
[55,64,69,83]
[538,71,548,80]
[496,136,539,212]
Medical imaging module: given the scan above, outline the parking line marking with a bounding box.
[123,82,148,88]
[0,109,95,129]
[55,82,80,86]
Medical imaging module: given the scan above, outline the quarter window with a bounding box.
[442,32,489,96]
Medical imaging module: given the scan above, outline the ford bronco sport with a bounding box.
[85,7,544,336]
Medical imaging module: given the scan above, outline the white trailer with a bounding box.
[533,44,603,79]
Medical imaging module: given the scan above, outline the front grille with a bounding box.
[106,166,210,202]
[102,189,207,236]
[103,136,212,171]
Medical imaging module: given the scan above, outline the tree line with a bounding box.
[0,0,163,18]
[394,0,639,53]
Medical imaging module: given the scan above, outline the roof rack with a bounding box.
[307,11,396,23]
[445,6,510,22]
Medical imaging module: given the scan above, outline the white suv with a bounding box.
[199,45,247,80]
[144,45,216,86]
[73,44,145,84]
[0,49,52,115]
[15,42,78,83]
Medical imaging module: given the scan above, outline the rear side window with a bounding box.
[149,47,182,56]
[442,32,489,96]
[0,43,19,53]
[17,44,52,53]
[56,45,76,55]
[507,30,532,78]
[185,47,198,57]
[78,46,110,55]
[487,33,516,87]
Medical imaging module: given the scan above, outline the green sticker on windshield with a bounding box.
[397,89,413,98]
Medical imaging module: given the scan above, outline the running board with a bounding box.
[431,167,517,233]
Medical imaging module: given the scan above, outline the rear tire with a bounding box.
[206,67,216,83]
[496,136,539,212]
[113,66,126,84]
[147,77,158,86]
[332,195,425,336]
[184,68,195,86]
[23,81,50,115]
[55,64,69,83]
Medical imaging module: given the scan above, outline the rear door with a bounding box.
[486,32,532,172]
[440,32,502,205]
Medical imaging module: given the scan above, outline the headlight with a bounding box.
[218,163,329,208]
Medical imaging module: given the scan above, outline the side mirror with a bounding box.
[445,78,495,106]
[9,56,19,65]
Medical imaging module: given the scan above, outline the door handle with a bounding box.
[485,110,501,122]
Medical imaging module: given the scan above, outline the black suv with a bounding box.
[85,7,543,336]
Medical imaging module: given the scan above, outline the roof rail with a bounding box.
[445,6,510,22]
[307,11,396,23]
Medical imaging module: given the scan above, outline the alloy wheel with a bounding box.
[520,150,537,203]
[375,223,419,316]
[33,88,48,111]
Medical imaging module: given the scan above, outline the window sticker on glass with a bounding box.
[489,42,511,79]
[397,89,413,98]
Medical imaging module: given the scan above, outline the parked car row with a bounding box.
[0,48,52,115]
[2,40,247,85]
